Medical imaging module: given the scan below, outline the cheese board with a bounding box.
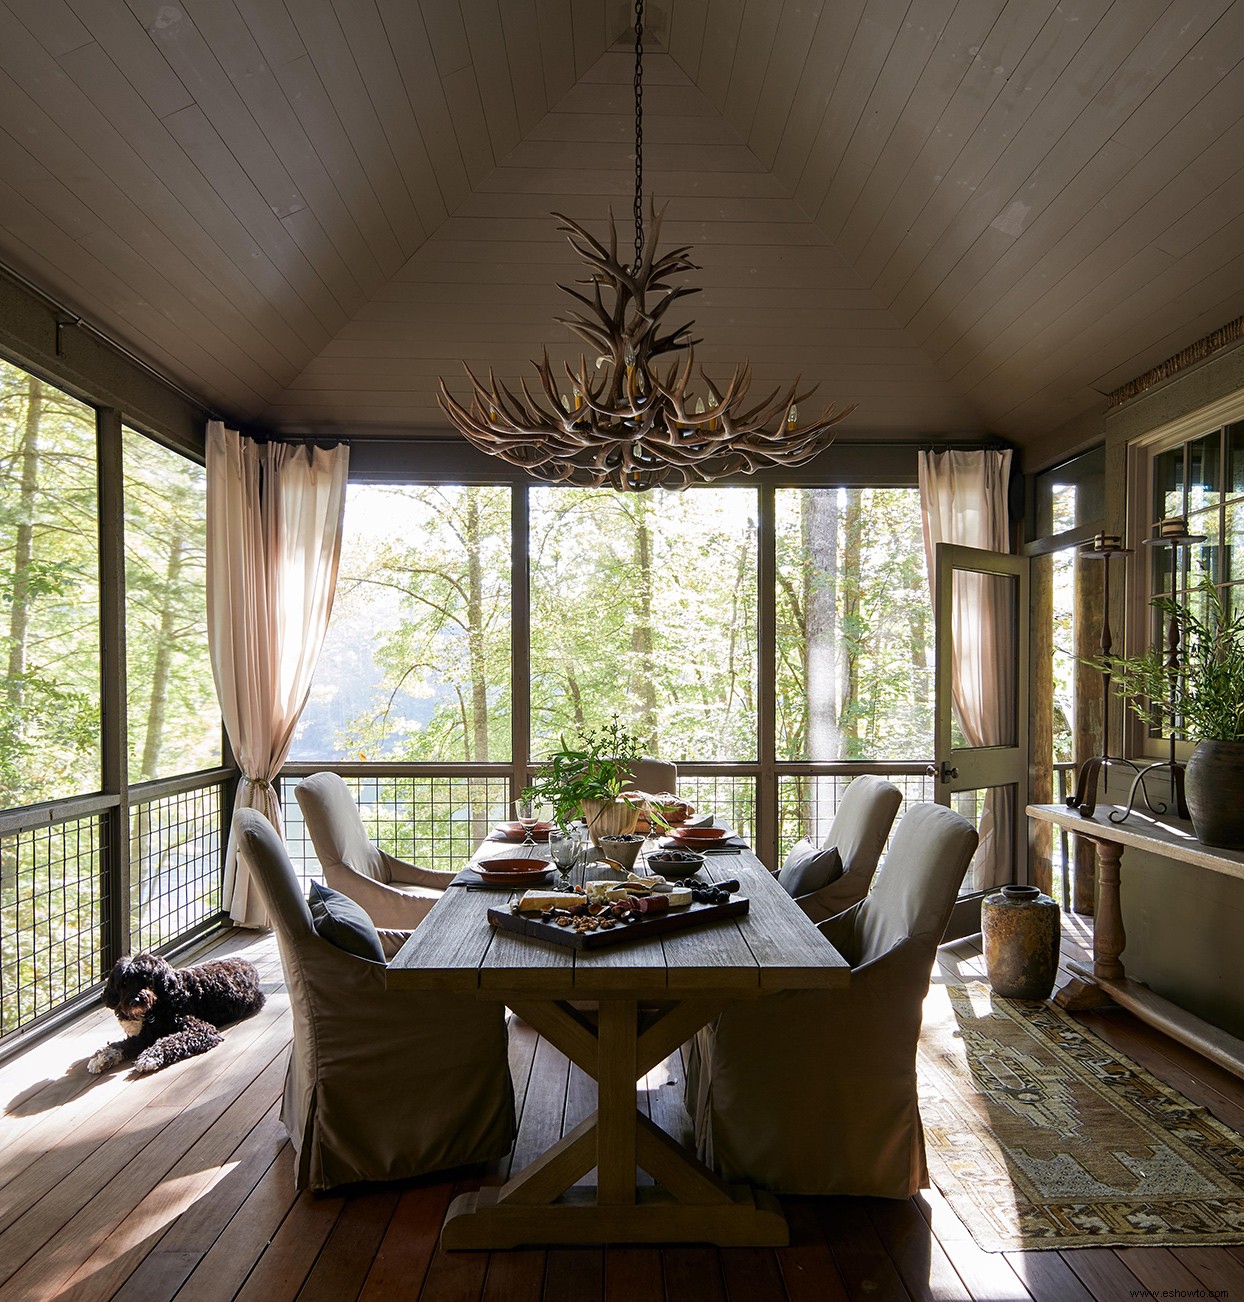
[487,889,749,950]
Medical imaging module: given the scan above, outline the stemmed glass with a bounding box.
[547,828,579,892]
[514,794,542,846]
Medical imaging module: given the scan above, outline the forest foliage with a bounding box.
[293,483,935,768]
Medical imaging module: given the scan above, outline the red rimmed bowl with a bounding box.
[477,856,550,874]
[494,820,555,841]
[473,857,554,886]
[670,826,729,848]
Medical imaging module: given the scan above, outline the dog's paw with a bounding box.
[87,1045,123,1074]
[132,1050,163,1074]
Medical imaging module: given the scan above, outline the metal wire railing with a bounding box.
[0,775,230,1047]
[280,772,513,887]
[129,783,224,953]
[778,766,937,855]
[0,811,110,1039]
[1,760,977,1044]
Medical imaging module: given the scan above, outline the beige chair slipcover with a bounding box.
[689,801,978,1198]
[622,757,679,795]
[234,808,515,1191]
[790,774,903,923]
[295,772,448,953]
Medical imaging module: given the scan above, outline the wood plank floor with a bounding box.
[2,918,1243,1301]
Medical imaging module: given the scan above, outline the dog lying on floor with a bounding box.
[87,953,265,1075]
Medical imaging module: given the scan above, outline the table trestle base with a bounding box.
[391,844,850,1251]
[443,994,784,1248]
[441,1183,789,1249]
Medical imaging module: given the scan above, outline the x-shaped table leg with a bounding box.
[440,997,788,1248]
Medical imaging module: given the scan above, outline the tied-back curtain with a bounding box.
[918,448,1014,891]
[207,422,349,926]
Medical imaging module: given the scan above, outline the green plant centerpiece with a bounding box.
[1107,578,1244,848]
[524,716,648,845]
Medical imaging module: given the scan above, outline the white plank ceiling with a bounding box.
[1,0,1242,453]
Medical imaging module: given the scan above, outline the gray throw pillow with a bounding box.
[308,881,386,962]
[778,840,844,898]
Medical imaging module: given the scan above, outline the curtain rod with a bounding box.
[916,439,1011,453]
[0,259,222,420]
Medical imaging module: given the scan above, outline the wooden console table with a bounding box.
[1027,803,1244,1080]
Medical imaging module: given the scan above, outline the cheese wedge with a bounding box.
[520,884,695,913]
[514,890,580,912]
[558,881,697,909]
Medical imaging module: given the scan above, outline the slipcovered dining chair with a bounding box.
[233,808,515,1191]
[295,771,447,951]
[622,757,679,795]
[779,774,903,923]
[689,801,978,1198]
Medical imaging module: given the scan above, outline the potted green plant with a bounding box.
[524,715,648,845]
[1107,578,1244,848]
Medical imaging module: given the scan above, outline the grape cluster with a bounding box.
[691,884,731,905]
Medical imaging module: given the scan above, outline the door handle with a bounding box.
[927,761,958,784]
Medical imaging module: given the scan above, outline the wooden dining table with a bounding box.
[387,830,850,1249]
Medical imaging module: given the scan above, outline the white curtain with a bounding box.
[918,449,1014,891]
[207,422,349,926]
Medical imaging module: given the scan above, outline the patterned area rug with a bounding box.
[918,981,1244,1251]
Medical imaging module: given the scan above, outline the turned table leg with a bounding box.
[1092,838,1126,981]
[1055,834,1125,1010]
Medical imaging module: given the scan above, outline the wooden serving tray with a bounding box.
[487,895,749,950]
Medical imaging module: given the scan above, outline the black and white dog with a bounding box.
[87,953,265,1075]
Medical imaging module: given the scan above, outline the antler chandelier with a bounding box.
[437,0,856,491]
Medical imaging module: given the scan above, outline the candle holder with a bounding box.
[1068,534,1139,818]
[1109,518,1205,825]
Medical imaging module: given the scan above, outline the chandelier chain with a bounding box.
[633,0,644,273]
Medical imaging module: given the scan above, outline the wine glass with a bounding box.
[514,794,542,845]
[548,828,579,892]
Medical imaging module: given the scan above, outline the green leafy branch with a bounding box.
[524,714,648,829]
[1100,579,1244,743]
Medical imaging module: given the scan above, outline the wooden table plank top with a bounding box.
[389,877,498,991]
[389,838,849,995]
[703,854,850,989]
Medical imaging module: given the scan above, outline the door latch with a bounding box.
[927,760,959,784]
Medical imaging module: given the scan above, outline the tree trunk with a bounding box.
[839,492,864,757]
[139,494,189,780]
[1,377,43,805]
[804,490,839,759]
[723,518,756,732]
[6,376,43,707]
[910,605,929,710]
[465,493,490,763]
[566,669,585,732]
[629,498,658,747]
[803,490,840,843]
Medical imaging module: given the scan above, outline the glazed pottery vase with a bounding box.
[982,884,1061,1001]
[579,797,640,846]
[1185,740,1244,850]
